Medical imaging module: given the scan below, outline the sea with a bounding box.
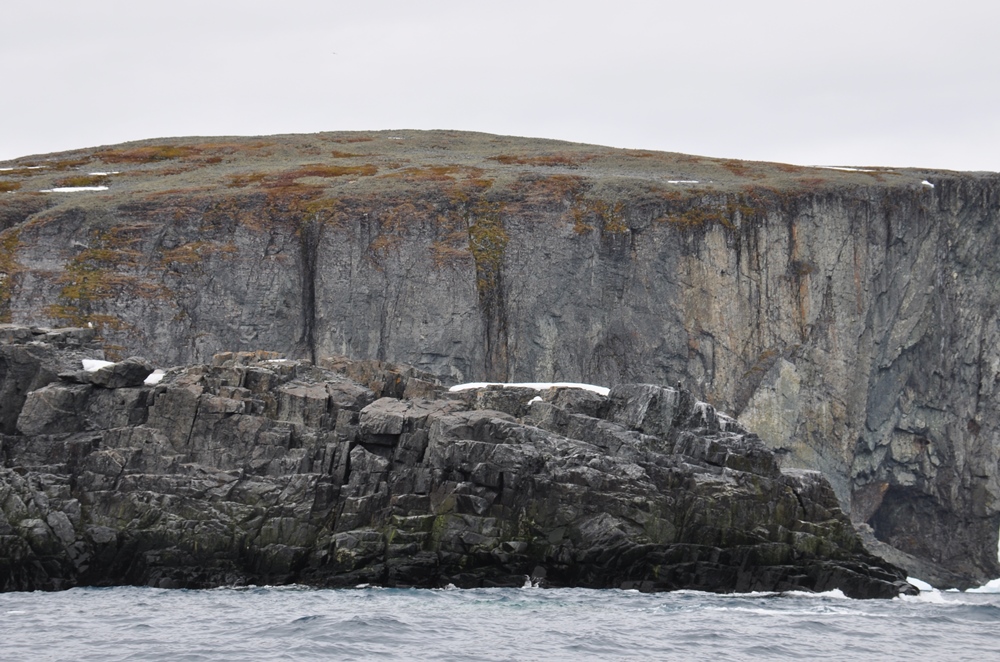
[2,584,999,661]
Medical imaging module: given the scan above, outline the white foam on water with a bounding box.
[783,589,850,600]
[965,577,1000,593]
[898,591,953,604]
[449,382,610,396]
[702,605,866,617]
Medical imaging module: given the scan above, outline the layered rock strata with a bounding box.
[0,327,913,598]
[2,131,998,585]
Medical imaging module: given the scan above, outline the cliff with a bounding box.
[1,130,998,587]
[0,327,912,597]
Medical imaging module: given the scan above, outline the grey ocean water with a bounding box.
[1,586,997,661]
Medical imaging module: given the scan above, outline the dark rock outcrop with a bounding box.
[2,131,998,585]
[0,327,913,598]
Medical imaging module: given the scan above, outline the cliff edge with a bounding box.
[2,130,998,586]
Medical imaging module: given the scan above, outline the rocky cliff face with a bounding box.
[1,131,998,586]
[0,327,912,597]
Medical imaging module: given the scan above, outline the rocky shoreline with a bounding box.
[0,326,914,598]
[4,131,999,586]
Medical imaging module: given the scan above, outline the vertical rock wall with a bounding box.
[3,171,1000,584]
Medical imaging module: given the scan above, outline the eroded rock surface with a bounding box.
[3,131,997,586]
[0,327,912,597]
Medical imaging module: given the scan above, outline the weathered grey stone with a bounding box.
[542,387,608,418]
[90,357,154,389]
[472,386,538,418]
[1,135,997,586]
[16,383,94,436]
[607,384,686,438]
[0,341,916,597]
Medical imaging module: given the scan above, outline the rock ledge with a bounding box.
[0,327,914,598]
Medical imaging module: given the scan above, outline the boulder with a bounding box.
[89,357,154,389]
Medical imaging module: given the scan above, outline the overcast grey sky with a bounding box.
[2,0,997,170]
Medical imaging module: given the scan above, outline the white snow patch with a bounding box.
[449,381,610,396]
[906,576,935,592]
[922,180,935,188]
[144,369,165,385]
[528,396,542,404]
[41,186,109,192]
[667,180,699,184]
[82,359,115,372]
[0,166,45,171]
[815,166,878,173]
[966,577,1000,593]
[88,171,119,176]
[264,358,295,364]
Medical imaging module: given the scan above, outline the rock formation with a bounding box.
[1,131,998,586]
[0,326,913,598]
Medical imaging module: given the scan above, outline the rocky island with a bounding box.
[1,326,912,598]
[1,130,998,591]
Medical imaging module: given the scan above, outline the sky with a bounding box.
[2,0,998,171]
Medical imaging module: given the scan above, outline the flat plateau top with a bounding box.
[0,130,980,211]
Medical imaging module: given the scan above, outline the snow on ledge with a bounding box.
[667,180,699,184]
[144,369,165,385]
[41,186,109,192]
[449,381,610,396]
[921,180,935,188]
[815,166,878,173]
[83,359,164,385]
